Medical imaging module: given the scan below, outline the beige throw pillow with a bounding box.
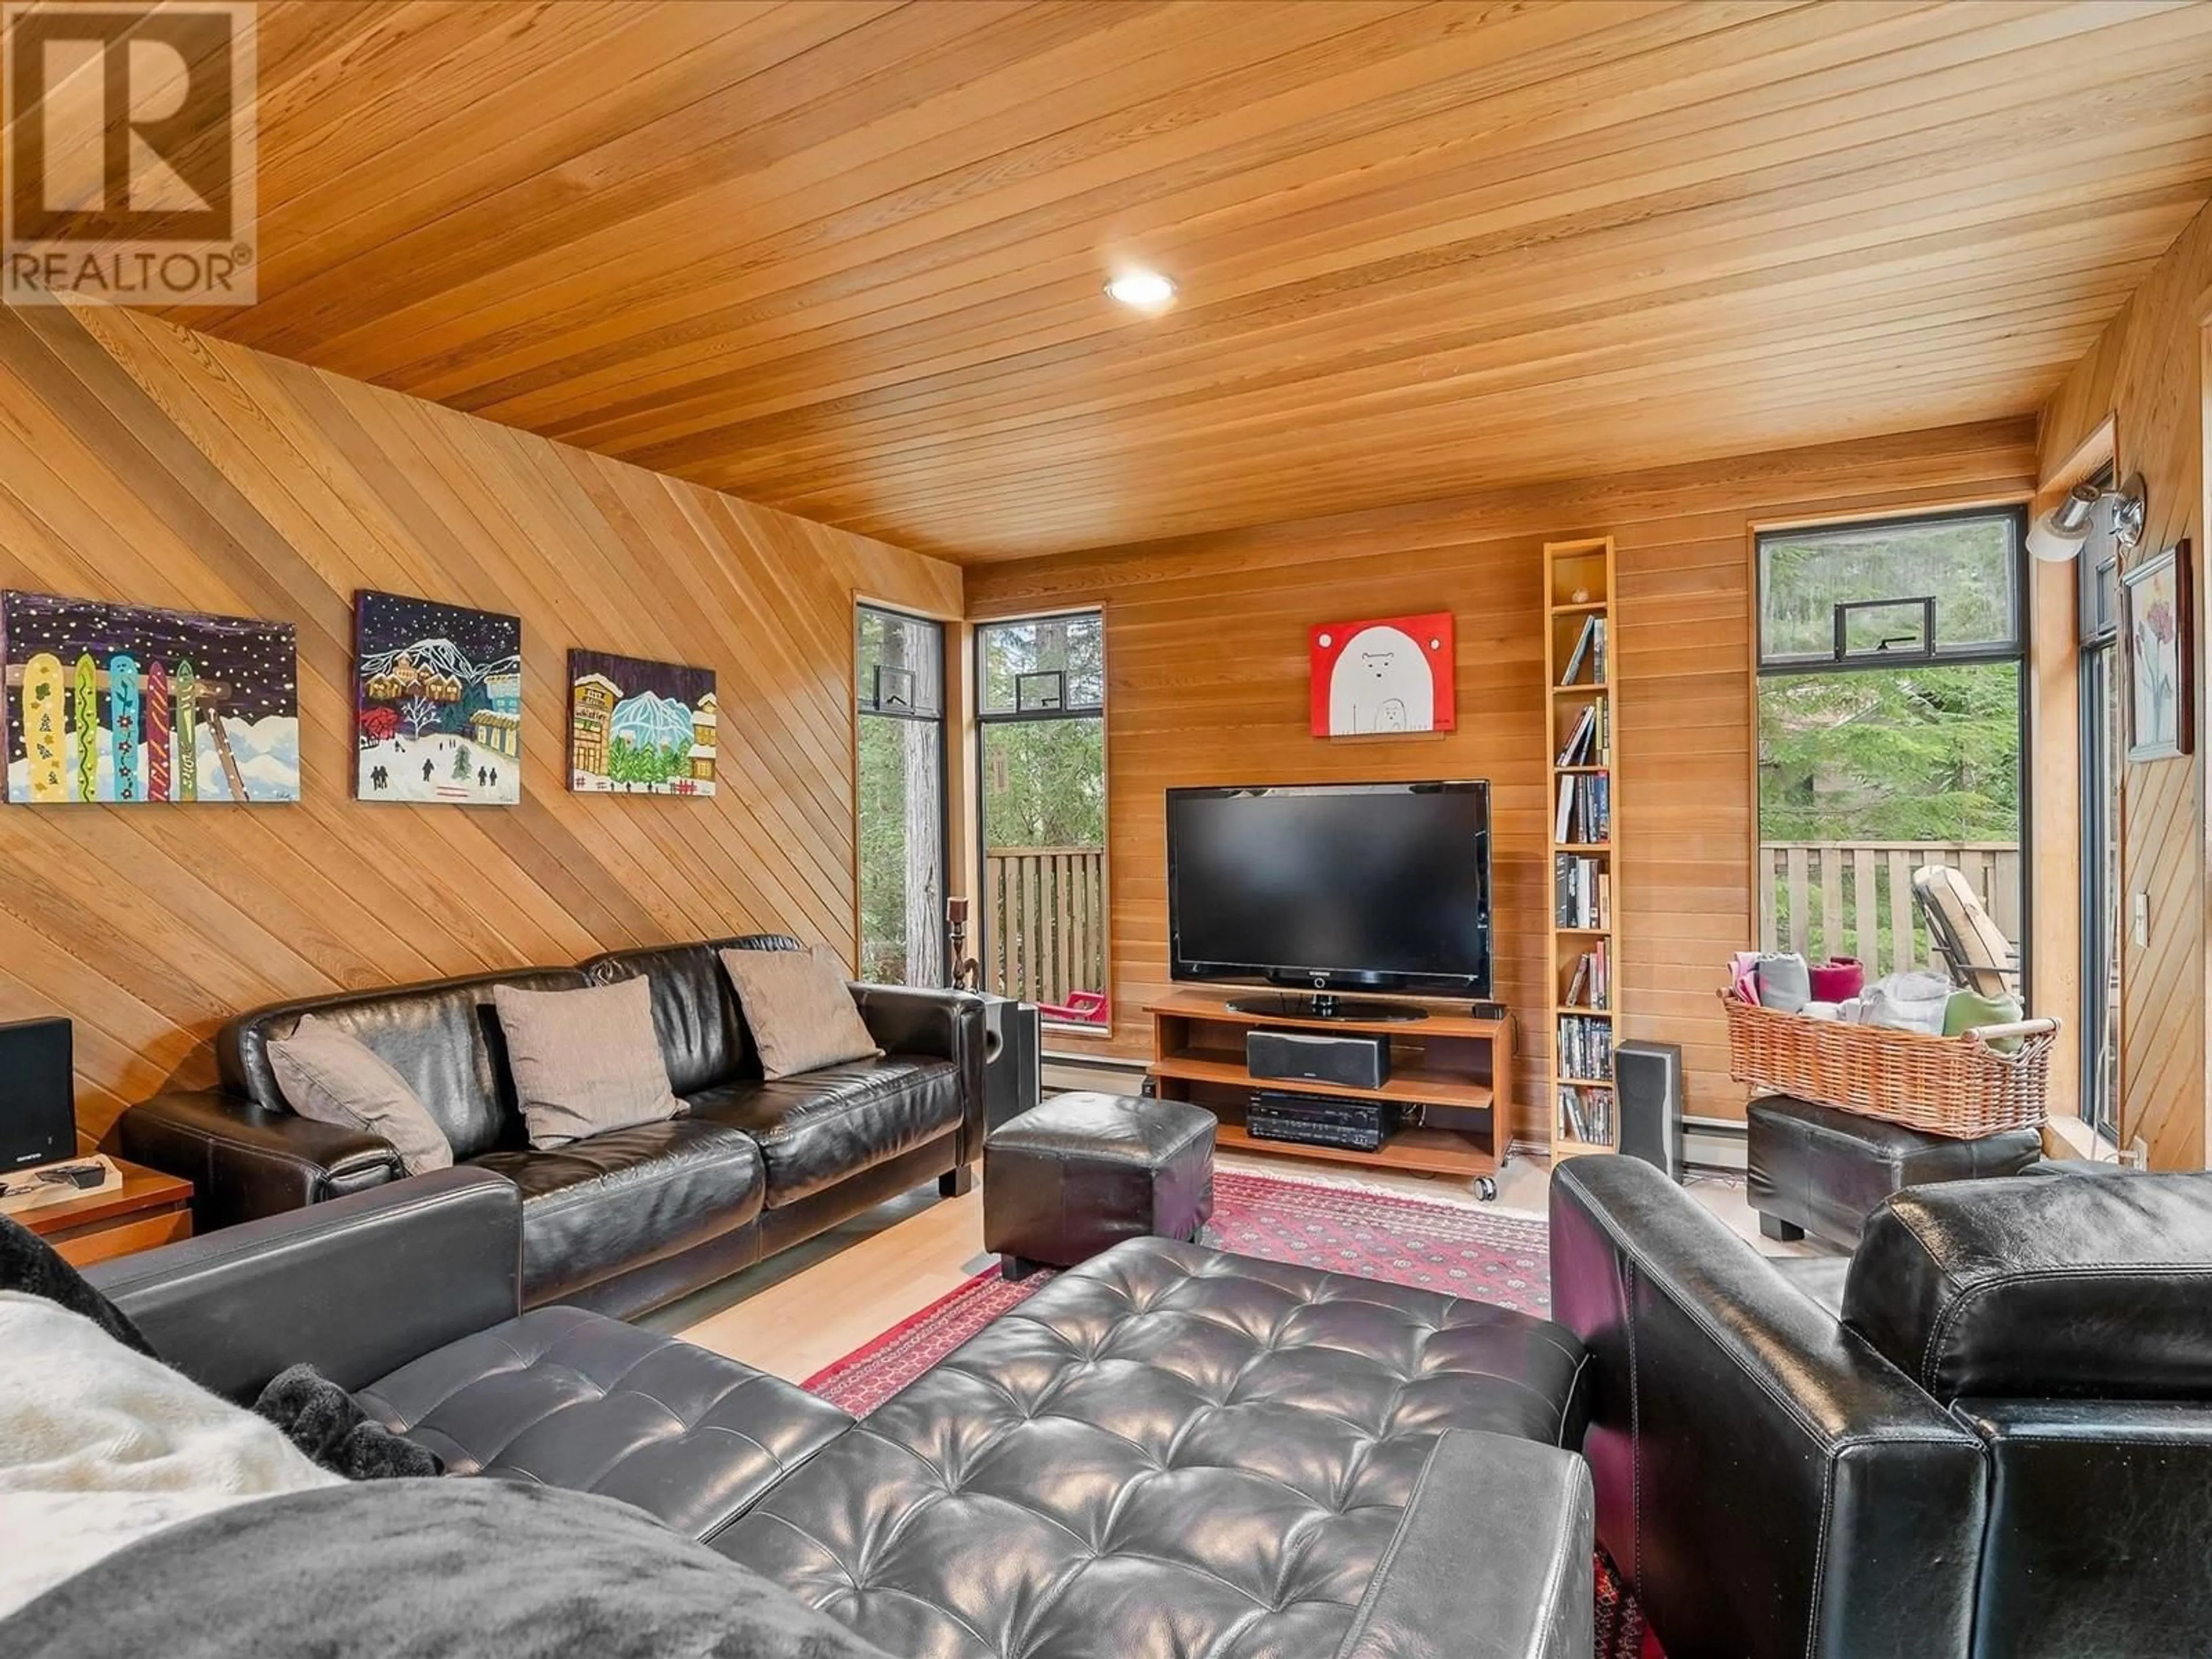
[719,946,882,1081]
[267,1014,453,1176]
[491,976,682,1149]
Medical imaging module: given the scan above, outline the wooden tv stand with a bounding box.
[1145,990,1512,1190]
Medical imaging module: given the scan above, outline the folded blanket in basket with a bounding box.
[1857,971,1952,1035]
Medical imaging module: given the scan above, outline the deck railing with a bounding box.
[1758,840,2020,978]
[983,845,1107,1018]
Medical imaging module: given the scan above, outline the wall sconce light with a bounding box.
[2028,472,2146,562]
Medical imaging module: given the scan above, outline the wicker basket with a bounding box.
[1720,991,2056,1139]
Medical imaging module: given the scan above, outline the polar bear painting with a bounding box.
[1328,624,1433,734]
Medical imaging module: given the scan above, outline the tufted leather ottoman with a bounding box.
[354,1305,853,1543]
[713,1236,1589,1659]
[983,1090,1214,1279]
[1747,1092,2043,1248]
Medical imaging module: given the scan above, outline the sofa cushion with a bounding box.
[266,1014,453,1176]
[490,977,681,1148]
[718,946,881,1080]
[354,1306,852,1544]
[685,1056,961,1209]
[220,969,589,1161]
[469,1119,765,1302]
[1843,1169,2212,1401]
[579,934,805,1094]
[713,1237,1586,1659]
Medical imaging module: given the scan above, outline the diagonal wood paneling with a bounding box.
[967,419,2037,1139]
[2040,192,2212,1170]
[0,304,960,1145]
[118,0,2212,561]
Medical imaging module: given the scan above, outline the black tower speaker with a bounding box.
[1614,1039,1683,1180]
[982,997,1043,1131]
[0,1017,75,1170]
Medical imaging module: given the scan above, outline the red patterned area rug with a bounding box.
[800,1166,1657,1658]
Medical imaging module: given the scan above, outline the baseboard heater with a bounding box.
[1246,1090,1400,1154]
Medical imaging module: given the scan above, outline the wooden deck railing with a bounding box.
[984,846,1107,1018]
[1758,840,2020,978]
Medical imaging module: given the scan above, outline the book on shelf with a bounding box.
[1553,772,1610,844]
[1592,616,1607,685]
[1553,855,1611,929]
[1556,706,1594,766]
[1560,615,1599,685]
[1555,1014,1615,1085]
[1560,940,1612,1010]
[1557,1083,1614,1145]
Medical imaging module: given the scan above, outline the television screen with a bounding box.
[1166,781,1491,997]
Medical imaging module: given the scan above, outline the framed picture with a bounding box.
[0,591,299,804]
[1308,610,1456,737]
[2123,539,2193,763]
[568,649,716,796]
[354,592,522,805]
[1014,669,1065,712]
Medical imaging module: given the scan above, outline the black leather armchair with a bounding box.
[1551,1154,2212,1659]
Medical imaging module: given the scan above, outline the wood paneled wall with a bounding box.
[0,304,961,1146]
[2040,195,2212,1171]
[969,421,2037,1138]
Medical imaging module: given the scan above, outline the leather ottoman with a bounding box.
[1747,1092,2042,1248]
[355,1305,853,1544]
[983,1091,1214,1278]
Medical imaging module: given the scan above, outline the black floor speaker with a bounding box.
[982,997,1043,1131]
[0,1017,75,1170]
[1615,1039,1683,1181]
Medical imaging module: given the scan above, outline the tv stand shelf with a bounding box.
[1145,990,1512,1184]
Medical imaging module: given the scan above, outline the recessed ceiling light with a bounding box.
[1104,270,1176,310]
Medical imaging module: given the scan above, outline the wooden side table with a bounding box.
[17,1158,192,1268]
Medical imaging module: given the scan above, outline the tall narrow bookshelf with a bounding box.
[1544,537,1618,1159]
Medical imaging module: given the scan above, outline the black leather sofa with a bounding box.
[115,935,984,1319]
[1552,1154,2212,1659]
[86,1169,1599,1659]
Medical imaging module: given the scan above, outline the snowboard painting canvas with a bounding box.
[568,650,716,796]
[0,592,300,805]
[354,592,522,805]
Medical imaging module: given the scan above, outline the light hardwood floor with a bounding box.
[651,1151,1823,1385]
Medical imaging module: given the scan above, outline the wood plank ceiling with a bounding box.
[168,0,2212,562]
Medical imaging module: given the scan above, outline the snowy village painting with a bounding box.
[568,650,716,797]
[354,592,522,806]
[0,592,299,805]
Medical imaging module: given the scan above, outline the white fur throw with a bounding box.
[0,1291,340,1620]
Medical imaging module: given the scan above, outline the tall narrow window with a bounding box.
[2078,481,2122,1139]
[856,606,946,987]
[1755,509,2028,990]
[976,613,1108,1028]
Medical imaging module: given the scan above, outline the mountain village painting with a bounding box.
[1,592,300,805]
[568,650,716,796]
[354,592,523,805]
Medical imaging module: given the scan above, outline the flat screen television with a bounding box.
[1166,781,1492,999]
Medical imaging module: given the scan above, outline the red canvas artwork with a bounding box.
[1308,610,1456,736]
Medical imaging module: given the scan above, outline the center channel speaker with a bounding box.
[0,1017,75,1170]
[1615,1039,1684,1181]
[1246,1028,1390,1091]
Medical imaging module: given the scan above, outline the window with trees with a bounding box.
[1755,509,2027,987]
[856,606,946,987]
[976,613,1107,1027]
